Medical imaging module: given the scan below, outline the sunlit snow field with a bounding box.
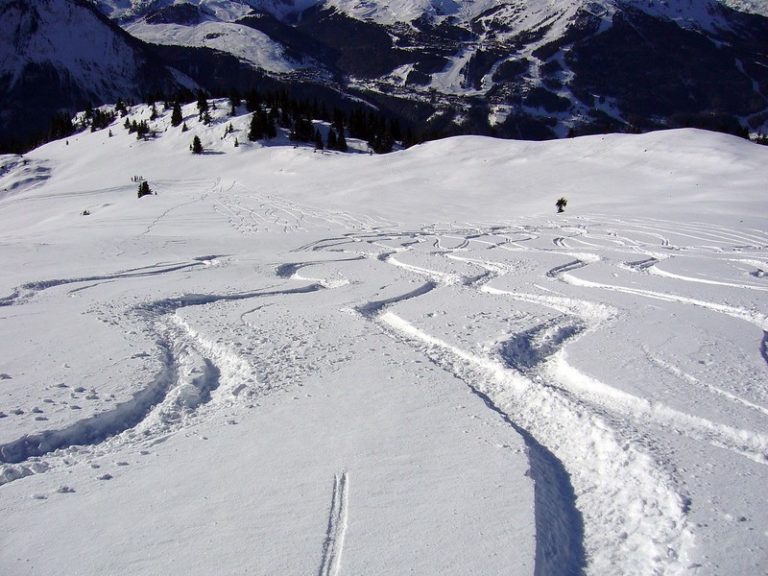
[0,103,766,575]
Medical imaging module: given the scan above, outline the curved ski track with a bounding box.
[0,264,327,479]
[2,207,766,575]
[299,216,768,575]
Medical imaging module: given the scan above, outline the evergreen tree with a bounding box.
[336,127,348,152]
[150,105,158,120]
[280,107,291,128]
[196,91,209,113]
[48,113,75,141]
[314,129,324,151]
[182,122,189,132]
[289,116,314,142]
[137,181,152,198]
[390,119,402,142]
[327,128,338,150]
[229,90,242,115]
[248,112,264,141]
[265,113,277,139]
[192,135,203,154]
[115,98,128,117]
[171,102,183,127]
[90,108,116,132]
[245,90,260,112]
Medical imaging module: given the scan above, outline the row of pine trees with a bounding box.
[65,88,416,154]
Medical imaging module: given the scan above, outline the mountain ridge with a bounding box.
[3,0,768,151]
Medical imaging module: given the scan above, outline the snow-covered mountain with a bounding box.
[93,0,768,23]
[0,0,189,150]
[1,101,767,575]
[3,0,768,149]
[84,0,768,138]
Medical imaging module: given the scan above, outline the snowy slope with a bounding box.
[127,19,305,73]
[721,0,768,16]
[0,104,767,575]
[92,0,768,25]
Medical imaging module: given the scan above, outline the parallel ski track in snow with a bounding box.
[317,472,349,576]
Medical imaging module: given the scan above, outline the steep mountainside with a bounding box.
[3,0,768,150]
[0,0,187,150]
[91,0,768,138]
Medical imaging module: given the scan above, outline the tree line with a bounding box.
[42,86,424,153]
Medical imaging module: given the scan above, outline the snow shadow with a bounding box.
[0,343,176,464]
[468,387,586,576]
[355,282,437,318]
[499,319,586,372]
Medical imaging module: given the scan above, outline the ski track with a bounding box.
[646,350,768,418]
[302,219,767,574]
[3,212,766,574]
[379,310,692,576]
[317,472,349,576]
[340,232,682,573]
[210,181,394,235]
[0,281,327,478]
[0,260,206,307]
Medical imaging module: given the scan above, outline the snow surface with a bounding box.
[1,102,767,575]
[127,20,305,73]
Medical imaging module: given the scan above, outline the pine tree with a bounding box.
[229,90,241,116]
[182,122,189,132]
[336,127,348,152]
[171,102,183,127]
[327,128,338,150]
[196,91,209,113]
[192,135,203,154]
[150,105,158,120]
[49,113,75,141]
[137,181,152,198]
[248,112,263,142]
[290,116,313,143]
[390,119,402,142]
[314,129,324,151]
[115,98,127,117]
[265,113,277,139]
